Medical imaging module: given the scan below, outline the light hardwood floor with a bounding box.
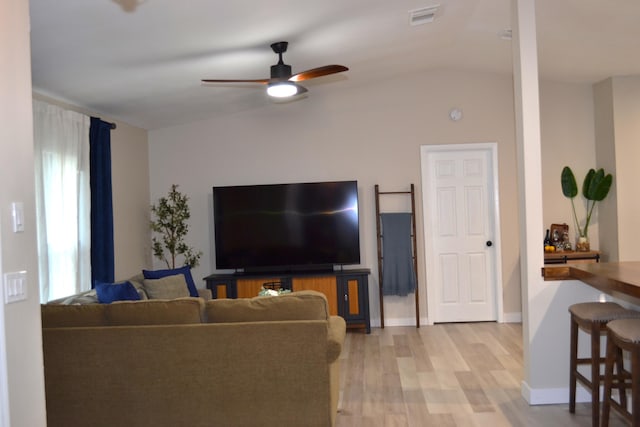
[336,323,628,426]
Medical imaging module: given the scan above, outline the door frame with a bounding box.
[420,142,504,325]
[0,217,9,426]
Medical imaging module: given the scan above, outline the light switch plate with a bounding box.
[11,202,24,233]
[4,271,27,304]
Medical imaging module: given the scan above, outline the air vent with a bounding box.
[409,5,440,26]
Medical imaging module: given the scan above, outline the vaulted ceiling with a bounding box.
[29,0,640,130]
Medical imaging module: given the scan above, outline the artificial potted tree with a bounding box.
[150,184,202,268]
[560,166,613,251]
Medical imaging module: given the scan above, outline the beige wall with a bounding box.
[610,76,640,261]
[593,78,618,262]
[606,77,640,261]
[148,68,594,325]
[540,80,598,247]
[593,76,640,262]
[0,0,47,424]
[32,94,151,280]
[110,122,152,278]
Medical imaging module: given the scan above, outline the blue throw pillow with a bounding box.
[95,281,141,304]
[142,265,198,298]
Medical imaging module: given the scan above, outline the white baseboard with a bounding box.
[370,313,521,328]
[370,317,429,328]
[521,381,594,405]
[503,312,522,323]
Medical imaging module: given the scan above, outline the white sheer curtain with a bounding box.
[33,100,91,302]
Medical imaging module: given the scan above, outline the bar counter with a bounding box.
[543,261,640,299]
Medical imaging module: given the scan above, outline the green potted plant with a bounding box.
[560,166,613,251]
[150,184,202,268]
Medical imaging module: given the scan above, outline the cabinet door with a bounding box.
[205,277,235,299]
[212,281,231,299]
[338,274,371,333]
[341,276,364,321]
[292,277,339,316]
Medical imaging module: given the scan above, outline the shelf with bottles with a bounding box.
[544,223,571,253]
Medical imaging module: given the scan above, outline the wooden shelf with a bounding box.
[544,250,600,264]
[542,251,600,280]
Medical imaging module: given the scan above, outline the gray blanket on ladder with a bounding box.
[381,212,417,296]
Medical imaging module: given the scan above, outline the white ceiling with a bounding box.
[29,0,640,130]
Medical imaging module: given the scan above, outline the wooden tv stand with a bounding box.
[204,268,371,333]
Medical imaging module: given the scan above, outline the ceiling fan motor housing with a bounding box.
[271,63,292,80]
[270,41,292,80]
[202,40,347,97]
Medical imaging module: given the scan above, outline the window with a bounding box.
[33,100,91,302]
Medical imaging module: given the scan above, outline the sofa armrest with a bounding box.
[197,288,212,301]
[327,315,346,363]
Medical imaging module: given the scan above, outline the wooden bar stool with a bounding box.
[602,318,640,427]
[569,302,640,427]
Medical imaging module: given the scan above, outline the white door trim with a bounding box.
[421,142,504,325]
[0,215,9,426]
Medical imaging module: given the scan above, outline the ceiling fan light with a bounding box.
[267,82,297,98]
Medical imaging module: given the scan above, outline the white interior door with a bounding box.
[421,143,503,324]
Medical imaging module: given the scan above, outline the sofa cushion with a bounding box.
[205,290,329,323]
[58,290,99,305]
[95,281,141,304]
[143,275,190,300]
[106,298,204,325]
[142,266,198,297]
[41,304,108,328]
[127,273,149,300]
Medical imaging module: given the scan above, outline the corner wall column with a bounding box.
[511,0,545,403]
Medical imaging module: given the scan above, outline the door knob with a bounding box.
[486,240,493,247]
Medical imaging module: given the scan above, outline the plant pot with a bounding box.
[576,236,590,252]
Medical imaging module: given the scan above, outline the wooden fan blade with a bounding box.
[289,65,348,82]
[201,78,269,84]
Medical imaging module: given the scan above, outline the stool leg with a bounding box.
[570,316,578,413]
[632,348,640,427]
[601,335,615,427]
[590,322,601,427]
[614,344,627,411]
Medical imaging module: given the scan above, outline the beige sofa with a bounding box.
[47,273,213,304]
[41,291,346,427]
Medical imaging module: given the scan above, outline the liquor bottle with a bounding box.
[544,229,551,247]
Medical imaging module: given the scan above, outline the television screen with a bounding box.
[213,180,360,272]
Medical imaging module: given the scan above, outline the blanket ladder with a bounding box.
[374,184,420,328]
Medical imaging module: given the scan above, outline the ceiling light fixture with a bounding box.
[112,0,147,12]
[267,81,298,98]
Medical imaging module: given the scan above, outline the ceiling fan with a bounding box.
[202,41,348,98]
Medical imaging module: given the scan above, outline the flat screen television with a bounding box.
[213,180,360,273]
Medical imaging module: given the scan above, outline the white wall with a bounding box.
[609,77,640,261]
[110,122,152,278]
[148,22,605,404]
[514,1,628,405]
[149,67,526,326]
[593,78,618,262]
[540,80,598,247]
[0,0,624,415]
[0,0,47,425]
